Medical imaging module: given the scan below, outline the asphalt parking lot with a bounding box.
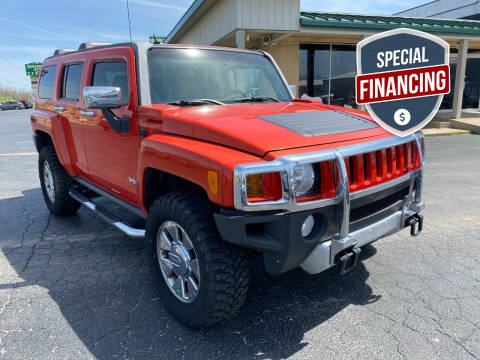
[0,109,479,360]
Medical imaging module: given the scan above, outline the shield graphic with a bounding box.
[356,28,450,136]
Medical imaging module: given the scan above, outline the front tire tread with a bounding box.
[146,192,250,328]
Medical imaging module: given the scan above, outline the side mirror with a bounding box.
[83,86,130,133]
[288,84,297,97]
[83,86,121,109]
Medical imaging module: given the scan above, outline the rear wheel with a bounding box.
[39,146,80,216]
[145,192,250,328]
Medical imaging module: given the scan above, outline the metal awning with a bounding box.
[300,12,480,36]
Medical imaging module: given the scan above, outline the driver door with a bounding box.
[81,49,140,205]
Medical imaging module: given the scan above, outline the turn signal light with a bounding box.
[246,172,282,202]
[207,170,219,196]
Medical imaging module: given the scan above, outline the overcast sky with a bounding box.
[0,0,427,90]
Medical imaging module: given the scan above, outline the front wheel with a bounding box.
[145,192,250,328]
[39,146,80,216]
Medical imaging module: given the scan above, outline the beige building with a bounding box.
[165,0,480,119]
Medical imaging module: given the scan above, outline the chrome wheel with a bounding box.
[157,221,200,303]
[43,161,55,203]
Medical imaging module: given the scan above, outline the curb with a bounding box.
[423,130,473,137]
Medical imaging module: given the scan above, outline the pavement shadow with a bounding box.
[0,188,381,360]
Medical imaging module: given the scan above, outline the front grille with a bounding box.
[344,140,420,193]
[350,186,409,223]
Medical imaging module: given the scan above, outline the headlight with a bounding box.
[293,163,315,197]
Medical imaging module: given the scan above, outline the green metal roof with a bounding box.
[300,12,480,36]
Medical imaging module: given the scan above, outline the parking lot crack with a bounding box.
[0,294,11,315]
[19,214,51,275]
[436,328,479,360]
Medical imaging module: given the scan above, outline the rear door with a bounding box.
[81,47,140,205]
[56,62,88,175]
[36,62,88,175]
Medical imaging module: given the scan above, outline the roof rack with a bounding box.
[53,49,74,56]
[78,43,112,50]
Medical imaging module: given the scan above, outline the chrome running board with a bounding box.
[69,188,145,238]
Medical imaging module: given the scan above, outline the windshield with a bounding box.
[147,48,292,105]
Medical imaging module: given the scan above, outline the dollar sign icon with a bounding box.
[394,109,411,126]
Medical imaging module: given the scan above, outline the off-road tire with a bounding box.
[145,192,250,328]
[39,146,80,216]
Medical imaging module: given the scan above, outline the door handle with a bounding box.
[79,110,95,117]
[53,106,64,111]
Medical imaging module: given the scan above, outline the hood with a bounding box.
[139,101,391,157]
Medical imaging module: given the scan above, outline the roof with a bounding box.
[44,42,262,61]
[300,12,480,36]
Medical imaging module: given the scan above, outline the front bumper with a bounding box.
[300,201,423,274]
[215,169,424,274]
[214,133,425,275]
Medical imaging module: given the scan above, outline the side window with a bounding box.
[61,63,83,101]
[38,65,57,99]
[92,61,129,106]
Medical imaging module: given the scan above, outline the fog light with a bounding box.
[301,215,315,237]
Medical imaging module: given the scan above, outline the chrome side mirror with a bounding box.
[289,84,297,97]
[83,86,121,109]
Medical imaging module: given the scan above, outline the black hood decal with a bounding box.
[258,110,377,137]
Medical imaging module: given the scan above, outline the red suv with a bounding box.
[31,42,425,328]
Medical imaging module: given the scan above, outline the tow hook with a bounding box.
[337,247,361,275]
[406,214,423,236]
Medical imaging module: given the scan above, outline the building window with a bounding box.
[313,46,330,102]
[299,44,357,108]
[463,58,480,109]
[330,45,357,108]
[440,62,456,110]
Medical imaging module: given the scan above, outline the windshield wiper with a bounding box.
[230,96,280,103]
[168,99,225,106]
[194,99,225,105]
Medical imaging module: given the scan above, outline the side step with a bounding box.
[69,188,146,238]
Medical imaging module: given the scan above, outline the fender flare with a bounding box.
[137,134,262,213]
[31,110,76,176]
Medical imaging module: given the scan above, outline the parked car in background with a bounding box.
[0,101,24,110]
[20,100,33,109]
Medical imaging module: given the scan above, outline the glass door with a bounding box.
[299,44,357,108]
[441,51,480,110]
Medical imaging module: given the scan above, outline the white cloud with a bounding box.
[0,59,31,90]
[17,33,62,42]
[0,47,55,90]
[0,46,54,57]
[0,17,81,42]
[98,33,132,41]
[120,0,188,11]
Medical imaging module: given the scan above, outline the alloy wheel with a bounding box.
[43,161,55,203]
[157,221,201,303]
